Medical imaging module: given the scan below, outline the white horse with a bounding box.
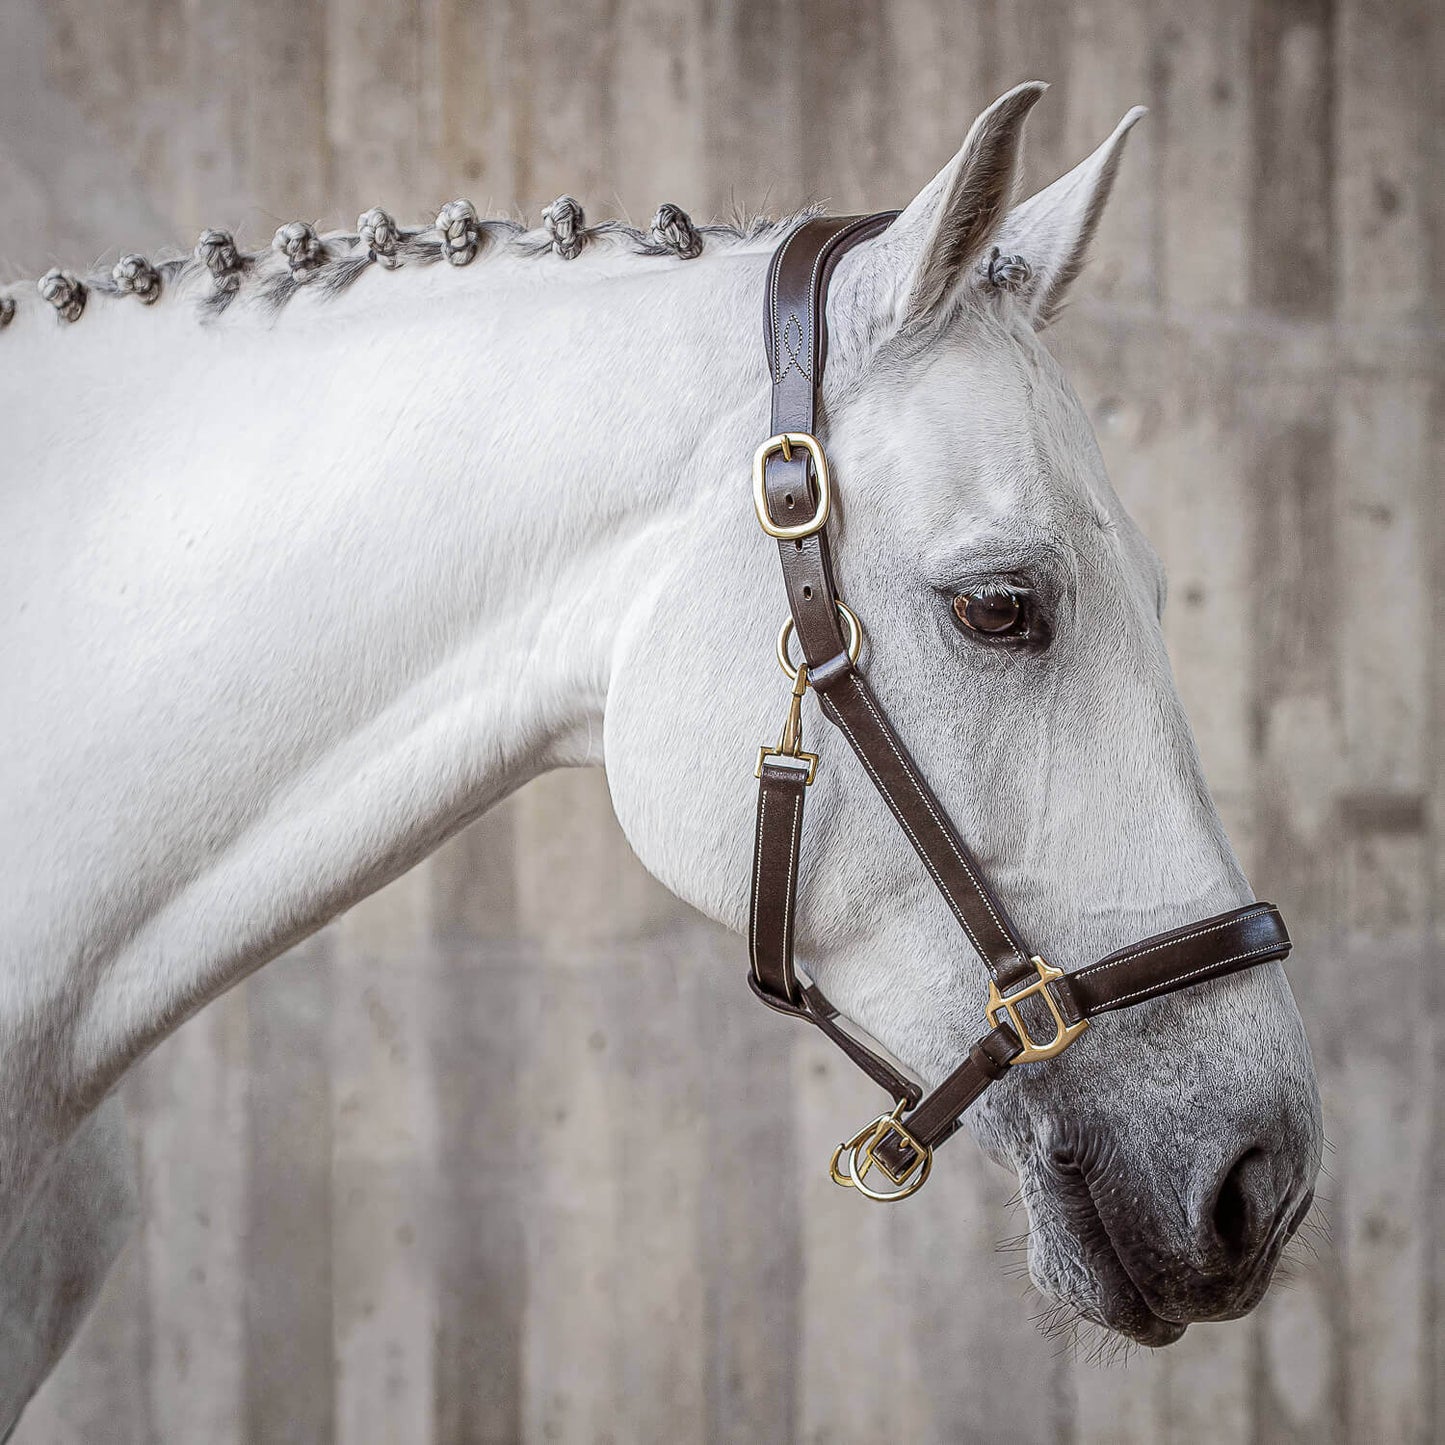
[0,82,1320,1427]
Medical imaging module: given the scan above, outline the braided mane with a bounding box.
[0,198,819,331]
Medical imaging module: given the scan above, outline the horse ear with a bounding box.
[989,106,1147,326]
[861,82,1047,332]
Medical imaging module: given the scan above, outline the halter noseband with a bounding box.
[747,214,1291,1202]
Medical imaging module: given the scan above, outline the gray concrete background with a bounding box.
[3,0,1440,1440]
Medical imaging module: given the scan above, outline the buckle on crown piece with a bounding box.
[753,431,831,540]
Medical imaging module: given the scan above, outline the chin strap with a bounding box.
[746,214,1292,1202]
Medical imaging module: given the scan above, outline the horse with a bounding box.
[0,81,1321,1428]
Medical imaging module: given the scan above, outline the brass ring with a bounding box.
[846,1137,932,1201]
[776,601,862,681]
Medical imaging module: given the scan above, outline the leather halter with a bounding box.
[747,214,1291,1201]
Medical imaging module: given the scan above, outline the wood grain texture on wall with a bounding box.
[4,0,1441,1440]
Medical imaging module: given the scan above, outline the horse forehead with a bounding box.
[838,327,1109,528]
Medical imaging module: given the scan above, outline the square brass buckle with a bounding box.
[984,956,1088,1064]
[829,1103,932,1202]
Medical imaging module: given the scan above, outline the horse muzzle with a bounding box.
[1029,1108,1319,1343]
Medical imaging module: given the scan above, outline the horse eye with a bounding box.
[953,590,1024,636]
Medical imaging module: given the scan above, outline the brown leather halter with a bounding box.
[748,213,1291,1201]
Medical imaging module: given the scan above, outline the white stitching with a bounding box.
[771,216,877,384]
[781,787,803,989]
[769,232,785,379]
[796,232,830,380]
[799,215,872,380]
[749,786,768,973]
[1072,906,1273,981]
[844,675,1027,968]
[1092,943,1284,1011]
[828,699,996,968]
[769,225,805,383]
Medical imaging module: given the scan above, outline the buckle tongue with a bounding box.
[985,956,1088,1063]
[829,1101,932,1202]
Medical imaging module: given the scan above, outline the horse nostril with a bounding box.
[1211,1146,1268,1258]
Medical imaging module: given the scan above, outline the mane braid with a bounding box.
[0,202,824,330]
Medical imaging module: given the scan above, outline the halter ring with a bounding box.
[984,955,1089,1063]
[829,1102,933,1202]
[776,601,862,682]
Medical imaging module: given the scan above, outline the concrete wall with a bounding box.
[5,0,1441,1440]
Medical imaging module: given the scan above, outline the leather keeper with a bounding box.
[806,649,855,693]
[970,1028,1019,1079]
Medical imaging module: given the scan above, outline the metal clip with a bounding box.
[755,661,819,785]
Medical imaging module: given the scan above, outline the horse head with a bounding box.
[607,83,1322,1345]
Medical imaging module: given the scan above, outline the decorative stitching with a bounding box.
[781,786,803,996]
[828,698,995,970]
[749,786,768,975]
[769,225,805,383]
[1093,943,1284,1011]
[846,675,1027,969]
[797,214,872,382]
[780,313,809,380]
[770,215,875,384]
[1072,905,1273,981]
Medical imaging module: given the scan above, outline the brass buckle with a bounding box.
[753,432,831,540]
[755,746,818,785]
[985,956,1088,1063]
[829,1101,932,1202]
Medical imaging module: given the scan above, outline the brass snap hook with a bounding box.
[756,658,819,784]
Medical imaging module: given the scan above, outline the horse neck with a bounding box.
[1,245,763,1088]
